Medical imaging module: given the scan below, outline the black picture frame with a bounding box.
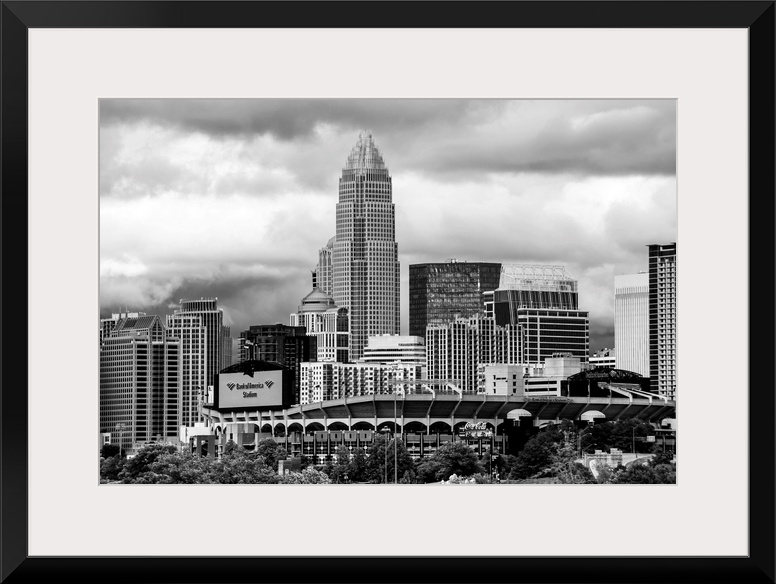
[1,2,773,582]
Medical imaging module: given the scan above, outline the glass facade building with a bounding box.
[167,297,227,426]
[409,261,501,338]
[648,243,677,399]
[99,315,181,454]
[333,132,400,362]
[488,264,589,365]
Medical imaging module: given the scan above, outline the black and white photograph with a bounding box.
[98,98,678,485]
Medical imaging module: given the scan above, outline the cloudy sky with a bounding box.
[99,99,676,352]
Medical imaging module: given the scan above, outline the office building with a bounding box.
[100,311,146,346]
[409,260,502,337]
[221,326,233,371]
[487,264,590,364]
[167,298,228,428]
[313,237,335,296]
[290,288,350,363]
[99,314,180,454]
[648,243,677,399]
[425,315,523,394]
[239,324,317,405]
[614,272,649,376]
[359,335,425,365]
[332,132,400,361]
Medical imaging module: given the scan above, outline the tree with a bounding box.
[223,440,238,456]
[208,449,278,484]
[118,443,177,483]
[347,448,369,483]
[543,438,596,484]
[509,428,565,480]
[279,467,331,484]
[146,451,215,484]
[583,420,655,454]
[255,439,288,471]
[367,435,416,484]
[329,445,351,484]
[416,441,484,483]
[100,443,121,459]
[100,455,125,482]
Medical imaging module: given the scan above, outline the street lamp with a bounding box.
[379,427,391,484]
[114,422,126,457]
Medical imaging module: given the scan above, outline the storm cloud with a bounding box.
[100,99,677,353]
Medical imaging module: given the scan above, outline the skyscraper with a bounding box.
[100,315,180,454]
[313,237,335,296]
[614,272,649,376]
[487,265,590,364]
[409,261,502,338]
[333,132,400,362]
[166,297,226,426]
[648,243,677,399]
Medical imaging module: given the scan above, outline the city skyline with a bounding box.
[99,99,677,352]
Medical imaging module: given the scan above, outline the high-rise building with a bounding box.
[290,288,350,363]
[100,311,146,346]
[313,237,335,296]
[359,335,425,365]
[409,260,502,338]
[239,324,317,405]
[425,315,523,394]
[221,326,233,371]
[332,132,400,362]
[614,272,649,376]
[165,311,207,428]
[166,297,226,426]
[487,265,590,364]
[100,315,180,454]
[648,243,677,399]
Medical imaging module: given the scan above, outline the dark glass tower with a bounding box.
[648,243,677,399]
[333,132,400,361]
[409,261,502,337]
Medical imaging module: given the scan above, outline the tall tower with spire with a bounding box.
[333,132,400,361]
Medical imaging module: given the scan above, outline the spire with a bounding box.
[344,130,387,172]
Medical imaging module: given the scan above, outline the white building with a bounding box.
[425,315,522,394]
[614,272,649,376]
[359,334,425,365]
[333,132,400,361]
[299,361,422,404]
[589,347,617,369]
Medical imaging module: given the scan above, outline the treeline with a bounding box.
[100,420,675,485]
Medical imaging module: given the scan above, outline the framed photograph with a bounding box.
[2,2,773,583]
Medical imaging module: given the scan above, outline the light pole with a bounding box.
[394,388,399,484]
[380,427,390,484]
[114,422,126,457]
[632,426,636,455]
